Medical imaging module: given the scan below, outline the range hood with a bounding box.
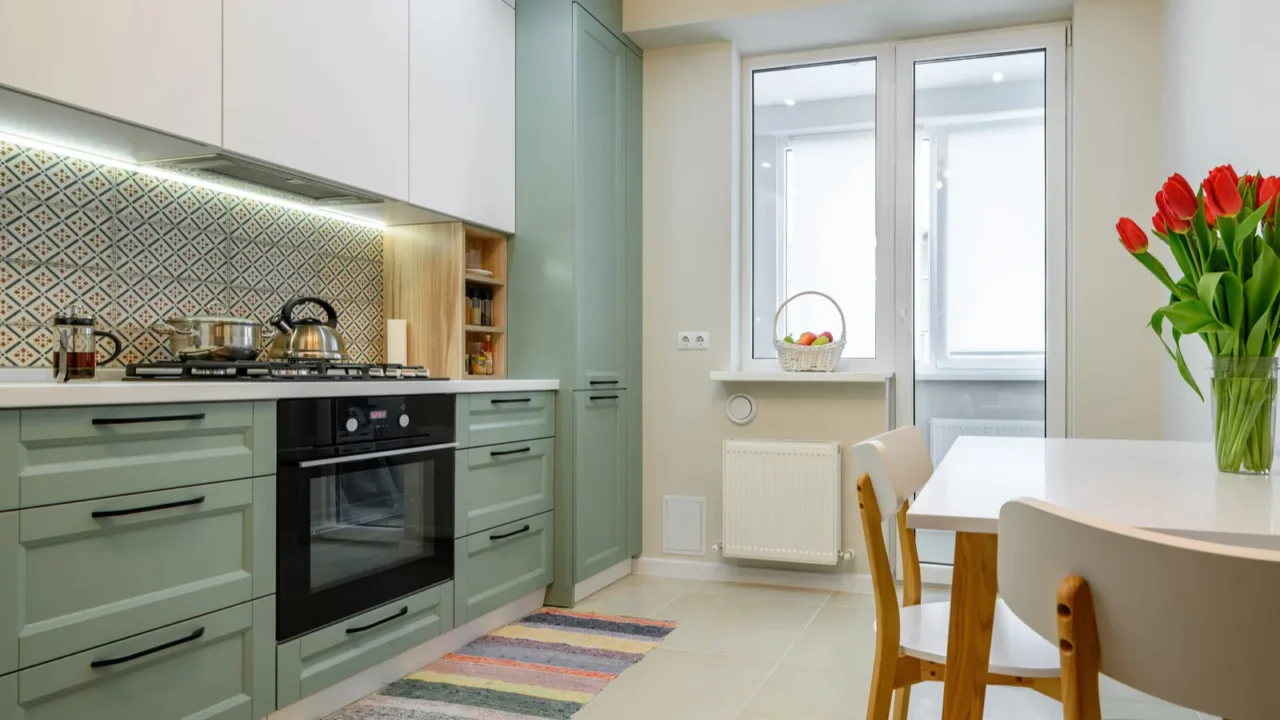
[142,153,381,207]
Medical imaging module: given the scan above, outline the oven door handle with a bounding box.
[296,442,458,468]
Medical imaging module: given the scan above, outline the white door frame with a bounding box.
[891,25,1070,582]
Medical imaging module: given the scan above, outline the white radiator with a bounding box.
[929,418,1045,466]
[721,439,842,566]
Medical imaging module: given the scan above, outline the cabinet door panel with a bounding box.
[454,512,553,623]
[410,0,515,232]
[455,439,554,537]
[573,391,627,582]
[0,0,221,144]
[223,0,410,200]
[573,5,627,390]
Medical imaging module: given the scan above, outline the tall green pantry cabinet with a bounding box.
[510,0,642,606]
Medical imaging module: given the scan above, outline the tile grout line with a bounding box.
[730,590,834,719]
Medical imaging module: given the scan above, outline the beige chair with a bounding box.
[999,498,1280,720]
[853,427,1061,720]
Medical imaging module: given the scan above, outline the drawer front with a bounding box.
[0,412,16,511]
[276,582,453,709]
[18,401,274,507]
[455,438,554,537]
[458,392,555,449]
[0,513,14,678]
[8,597,275,720]
[454,512,553,625]
[14,477,274,669]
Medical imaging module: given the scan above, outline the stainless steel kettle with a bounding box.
[264,296,347,360]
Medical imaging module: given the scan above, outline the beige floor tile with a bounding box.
[691,580,833,606]
[657,592,823,662]
[573,579,686,619]
[781,603,878,672]
[1099,699,1200,720]
[825,590,877,609]
[905,682,1062,720]
[737,663,871,719]
[572,648,773,720]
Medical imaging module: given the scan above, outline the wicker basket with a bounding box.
[773,291,846,372]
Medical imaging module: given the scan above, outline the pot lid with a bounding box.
[165,314,262,326]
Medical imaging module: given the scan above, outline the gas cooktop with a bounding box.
[124,360,444,381]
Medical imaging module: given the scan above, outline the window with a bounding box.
[747,58,890,369]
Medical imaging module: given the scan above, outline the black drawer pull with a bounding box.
[92,413,206,426]
[490,524,532,541]
[91,627,204,669]
[490,446,532,457]
[490,398,532,405]
[346,606,408,634]
[589,380,619,385]
[589,395,619,401]
[92,496,206,519]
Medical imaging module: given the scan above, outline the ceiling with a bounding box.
[753,50,1044,105]
[626,0,1073,56]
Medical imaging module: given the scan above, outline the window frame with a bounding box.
[739,45,897,375]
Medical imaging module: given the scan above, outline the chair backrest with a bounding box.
[999,498,1280,720]
[852,426,934,523]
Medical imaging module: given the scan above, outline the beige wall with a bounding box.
[1069,0,1166,439]
[642,42,883,574]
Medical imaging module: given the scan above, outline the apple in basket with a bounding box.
[820,331,834,342]
[796,332,818,346]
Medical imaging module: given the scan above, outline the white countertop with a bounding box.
[0,377,559,409]
[908,437,1280,549]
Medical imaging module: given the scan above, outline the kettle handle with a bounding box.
[279,296,339,329]
[94,330,123,366]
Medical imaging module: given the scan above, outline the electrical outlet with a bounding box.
[677,331,710,350]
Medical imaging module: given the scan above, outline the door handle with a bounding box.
[92,413,206,426]
[92,496,206,519]
[490,446,532,457]
[489,524,532,541]
[589,380,619,385]
[589,395,620,401]
[490,398,532,404]
[90,628,205,668]
[345,606,408,634]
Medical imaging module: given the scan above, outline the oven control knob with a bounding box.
[399,414,410,428]
[345,417,359,432]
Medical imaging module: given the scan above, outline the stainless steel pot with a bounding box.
[264,296,347,360]
[155,315,263,361]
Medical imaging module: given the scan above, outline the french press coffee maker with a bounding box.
[52,306,122,382]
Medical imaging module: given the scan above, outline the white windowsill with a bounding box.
[913,367,1044,382]
[710,370,892,383]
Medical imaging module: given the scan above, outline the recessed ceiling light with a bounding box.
[783,98,796,106]
[992,72,1005,83]
[761,162,772,168]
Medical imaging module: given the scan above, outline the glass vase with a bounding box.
[1211,356,1279,474]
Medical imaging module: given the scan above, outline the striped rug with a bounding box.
[326,608,677,719]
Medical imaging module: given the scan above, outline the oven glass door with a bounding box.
[278,442,454,641]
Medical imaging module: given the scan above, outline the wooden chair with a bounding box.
[999,498,1280,720]
[853,428,1061,720]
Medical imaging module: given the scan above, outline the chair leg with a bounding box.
[865,647,898,720]
[892,686,911,720]
[1058,576,1102,720]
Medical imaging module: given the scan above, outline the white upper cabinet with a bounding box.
[223,0,410,201]
[409,0,515,232]
[0,0,222,145]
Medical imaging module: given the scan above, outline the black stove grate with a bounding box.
[124,360,444,381]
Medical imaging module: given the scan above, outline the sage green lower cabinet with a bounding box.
[454,511,553,624]
[2,597,275,720]
[457,392,555,449]
[0,413,16,511]
[573,391,628,582]
[10,476,274,669]
[17,402,274,508]
[0,513,14,677]
[455,439,554,537]
[276,583,453,709]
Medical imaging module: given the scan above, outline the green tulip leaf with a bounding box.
[1246,312,1271,357]
[1237,202,1270,244]
[1245,244,1280,331]
[1151,310,1204,401]
[1133,251,1178,294]
[1156,300,1229,335]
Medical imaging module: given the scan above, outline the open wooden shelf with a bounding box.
[465,325,506,334]
[464,272,506,287]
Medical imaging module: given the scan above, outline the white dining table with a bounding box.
[907,436,1280,719]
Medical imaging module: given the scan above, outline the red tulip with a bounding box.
[1156,191,1191,233]
[1161,173,1198,220]
[1204,165,1243,216]
[1152,212,1167,234]
[1260,176,1280,219]
[1117,217,1148,254]
[1205,201,1218,227]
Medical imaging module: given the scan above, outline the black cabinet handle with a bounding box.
[589,395,620,401]
[490,398,532,405]
[91,628,204,668]
[92,496,206,519]
[489,524,532,541]
[346,606,408,634]
[92,413,206,426]
[490,446,532,457]
[589,380,619,385]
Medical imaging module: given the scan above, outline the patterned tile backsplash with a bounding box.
[0,139,384,367]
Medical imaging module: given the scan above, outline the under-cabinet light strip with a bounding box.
[0,131,386,230]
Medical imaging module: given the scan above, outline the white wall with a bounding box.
[1161,0,1280,439]
[1070,0,1166,440]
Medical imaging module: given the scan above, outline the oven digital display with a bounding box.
[369,410,388,420]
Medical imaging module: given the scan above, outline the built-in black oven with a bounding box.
[276,394,455,642]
